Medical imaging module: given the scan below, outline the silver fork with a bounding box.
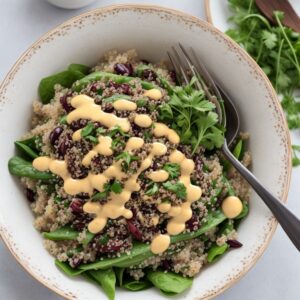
[168,44,300,251]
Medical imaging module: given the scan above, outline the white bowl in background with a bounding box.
[47,0,97,9]
[0,4,291,300]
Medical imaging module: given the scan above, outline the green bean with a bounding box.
[79,210,226,271]
[122,279,152,291]
[39,70,85,104]
[88,268,116,300]
[146,270,193,296]
[72,71,156,92]
[43,226,79,241]
[55,260,85,276]
[207,243,229,263]
[102,94,131,103]
[8,156,54,180]
[68,63,90,75]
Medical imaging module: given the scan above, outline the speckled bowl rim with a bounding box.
[0,4,291,300]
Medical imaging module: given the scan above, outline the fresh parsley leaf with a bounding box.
[85,136,98,144]
[81,123,95,137]
[108,125,130,138]
[59,115,67,125]
[116,151,139,171]
[96,127,106,135]
[92,183,111,201]
[111,138,125,151]
[111,180,123,194]
[159,77,224,153]
[262,30,277,49]
[292,145,300,166]
[163,163,180,179]
[162,181,187,199]
[145,182,159,196]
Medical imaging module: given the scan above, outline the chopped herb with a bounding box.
[96,127,106,135]
[163,163,180,179]
[81,123,95,137]
[145,182,159,196]
[162,181,187,199]
[108,125,130,138]
[143,130,153,141]
[116,151,139,171]
[85,136,98,144]
[111,138,125,151]
[92,183,111,200]
[111,180,123,194]
[136,99,147,107]
[59,115,68,124]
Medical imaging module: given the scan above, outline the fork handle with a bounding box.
[222,144,300,252]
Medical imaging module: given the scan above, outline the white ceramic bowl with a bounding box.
[0,5,291,300]
[47,0,97,9]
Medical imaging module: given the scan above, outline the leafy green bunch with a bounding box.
[227,0,300,165]
[159,77,224,154]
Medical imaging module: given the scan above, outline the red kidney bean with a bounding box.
[49,126,64,145]
[25,188,35,202]
[70,198,84,214]
[114,63,133,76]
[60,92,74,113]
[126,220,143,241]
[141,69,157,81]
[227,240,243,248]
[70,119,88,131]
[57,133,73,157]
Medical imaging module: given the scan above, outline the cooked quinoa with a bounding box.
[9,50,250,296]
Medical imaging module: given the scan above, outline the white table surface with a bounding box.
[0,0,299,299]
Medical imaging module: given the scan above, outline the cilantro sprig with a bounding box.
[226,0,300,166]
[162,181,187,199]
[163,163,180,179]
[159,77,224,154]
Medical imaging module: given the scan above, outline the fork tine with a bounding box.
[167,51,183,86]
[170,47,190,85]
[190,47,222,101]
[176,44,224,126]
[178,43,209,93]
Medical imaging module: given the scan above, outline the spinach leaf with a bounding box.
[115,268,125,286]
[15,141,38,160]
[8,156,54,180]
[39,70,85,104]
[68,63,90,75]
[122,279,152,291]
[207,243,229,263]
[43,226,79,241]
[88,268,116,300]
[55,260,85,276]
[146,270,193,295]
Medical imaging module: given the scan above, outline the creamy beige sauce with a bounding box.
[143,88,162,100]
[134,114,153,128]
[82,136,113,167]
[221,196,243,219]
[166,150,202,235]
[113,99,137,111]
[84,141,167,234]
[147,170,169,182]
[33,94,204,254]
[67,95,130,132]
[150,234,170,254]
[72,129,82,141]
[153,123,180,144]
